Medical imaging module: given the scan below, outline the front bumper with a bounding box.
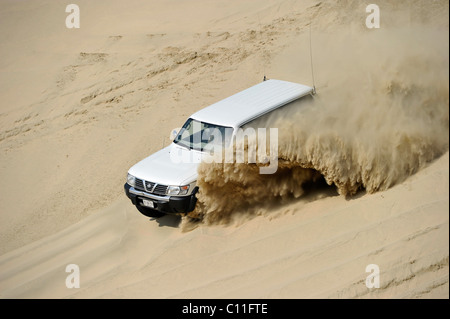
[124,183,198,214]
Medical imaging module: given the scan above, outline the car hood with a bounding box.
[128,144,201,186]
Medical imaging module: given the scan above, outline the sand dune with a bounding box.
[0,0,448,299]
[0,152,447,298]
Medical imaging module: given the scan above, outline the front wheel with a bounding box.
[136,205,166,218]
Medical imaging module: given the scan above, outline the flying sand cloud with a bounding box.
[193,26,449,225]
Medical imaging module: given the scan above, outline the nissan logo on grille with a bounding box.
[145,181,156,192]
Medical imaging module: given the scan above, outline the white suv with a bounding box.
[124,79,313,217]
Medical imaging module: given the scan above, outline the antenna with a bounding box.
[257,13,267,82]
[309,23,316,95]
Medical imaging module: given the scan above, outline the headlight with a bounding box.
[127,173,136,187]
[167,185,190,196]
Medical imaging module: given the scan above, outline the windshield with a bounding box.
[173,118,233,152]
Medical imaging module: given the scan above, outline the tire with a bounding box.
[136,205,166,218]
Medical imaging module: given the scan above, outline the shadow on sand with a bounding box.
[152,214,182,228]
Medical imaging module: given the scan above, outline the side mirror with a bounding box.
[170,128,179,141]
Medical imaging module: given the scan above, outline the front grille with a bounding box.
[153,184,168,195]
[134,178,168,196]
[135,178,145,191]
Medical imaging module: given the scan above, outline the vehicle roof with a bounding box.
[190,79,313,128]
